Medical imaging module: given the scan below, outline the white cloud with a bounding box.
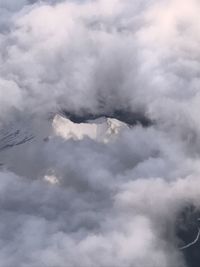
[0,0,200,266]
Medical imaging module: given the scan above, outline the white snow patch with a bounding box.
[52,114,128,143]
[44,174,59,185]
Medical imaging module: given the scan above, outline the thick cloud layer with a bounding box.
[0,0,200,266]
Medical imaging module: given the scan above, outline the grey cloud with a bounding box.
[0,0,200,266]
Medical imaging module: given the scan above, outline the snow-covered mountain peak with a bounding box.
[52,114,128,143]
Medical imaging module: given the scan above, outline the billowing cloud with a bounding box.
[0,0,200,266]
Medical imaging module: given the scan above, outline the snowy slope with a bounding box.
[0,120,34,151]
[0,114,128,154]
[52,114,128,143]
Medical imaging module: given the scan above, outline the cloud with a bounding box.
[0,0,200,266]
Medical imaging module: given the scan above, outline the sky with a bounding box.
[0,0,200,266]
